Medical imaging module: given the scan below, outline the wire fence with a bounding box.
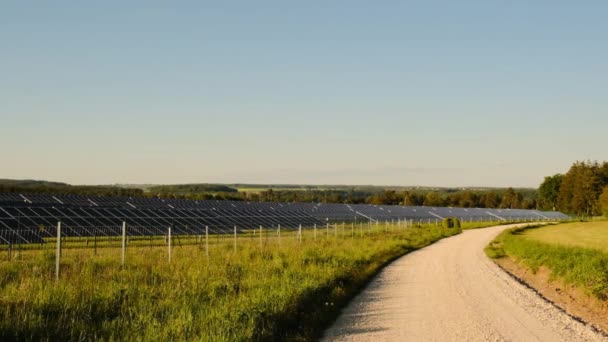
[0,216,565,282]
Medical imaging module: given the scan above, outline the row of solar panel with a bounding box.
[0,192,569,244]
[0,192,569,220]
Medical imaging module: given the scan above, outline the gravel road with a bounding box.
[322,224,607,341]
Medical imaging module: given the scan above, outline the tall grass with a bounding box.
[486,225,608,301]
[0,224,460,341]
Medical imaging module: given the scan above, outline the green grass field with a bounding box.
[519,221,608,252]
[0,223,460,341]
[486,222,608,300]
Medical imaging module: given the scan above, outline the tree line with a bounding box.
[537,161,608,216]
[0,182,143,198]
[0,179,539,210]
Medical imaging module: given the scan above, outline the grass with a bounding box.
[0,223,460,341]
[461,220,514,230]
[460,219,554,230]
[485,222,608,301]
[519,220,608,252]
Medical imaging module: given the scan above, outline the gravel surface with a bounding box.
[322,224,607,341]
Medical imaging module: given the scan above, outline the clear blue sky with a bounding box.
[1,1,606,187]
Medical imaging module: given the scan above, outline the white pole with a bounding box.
[55,221,61,281]
[234,226,237,253]
[326,223,329,238]
[205,226,209,257]
[259,225,263,248]
[168,227,172,263]
[278,224,281,247]
[314,224,317,240]
[298,224,302,244]
[121,221,126,266]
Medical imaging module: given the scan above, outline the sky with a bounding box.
[1,1,607,188]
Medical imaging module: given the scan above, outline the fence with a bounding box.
[0,216,563,282]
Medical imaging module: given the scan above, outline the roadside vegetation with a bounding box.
[485,221,608,301]
[0,223,461,341]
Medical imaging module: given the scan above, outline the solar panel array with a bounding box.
[0,192,569,244]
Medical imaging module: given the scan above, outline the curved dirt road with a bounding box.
[323,224,607,341]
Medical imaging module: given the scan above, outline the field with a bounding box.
[0,223,460,341]
[485,221,608,300]
[518,221,608,252]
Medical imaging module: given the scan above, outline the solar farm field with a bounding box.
[0,221,461,340]
[0,192,569,340]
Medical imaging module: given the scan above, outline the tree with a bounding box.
[538,174,563,210]
[499,188,521,209]
[557,161,604,216]
[482,191,499,208]
[424,192,445,207]
[458,191,477,208]
[599,186,608,217]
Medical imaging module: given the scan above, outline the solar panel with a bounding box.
[0,191,569,244]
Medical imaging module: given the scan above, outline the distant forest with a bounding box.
[0,179,537,210]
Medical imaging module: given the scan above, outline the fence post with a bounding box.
[298,224,302,244]
[168,227,172,263]
[259,225,263,248]
[326,223,329,238]
[278,224,281,247]
[55,221,61,281]
[205,226,209,257]
[234,226,237,253]
[360,222,363,237]
[334,223,337,238]
[351,222,354,238]
[121,221,126,266]
[314,224,317,240]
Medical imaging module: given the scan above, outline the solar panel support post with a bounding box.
[55,221,61,282]
[121,221,126,266]
[168,227,172,264]
[205,226,209,257]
